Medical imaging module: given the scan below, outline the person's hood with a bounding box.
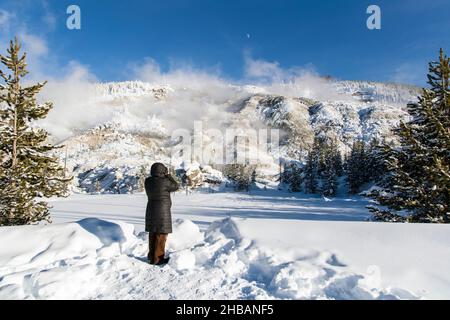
[151,162,167,177]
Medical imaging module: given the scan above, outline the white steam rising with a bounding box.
[1,29,351,141]
[33,54,353,141]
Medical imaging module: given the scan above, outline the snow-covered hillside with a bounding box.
[1,191,448,300]
[45,79,420,194]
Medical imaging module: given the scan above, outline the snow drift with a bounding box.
[1,214,448,300]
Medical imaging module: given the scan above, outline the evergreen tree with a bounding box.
[0,38,71,226]
[333,148,344,177]
[346,140,367,194]
[285,162,302,192]
[366,138,383,182]
[368,49,450,223]
[345,138,385,194]
[315,138,327,176]
[322,151,338,196]
[224,164,255,191]
[304,147,318,194]
[309,137,342,196]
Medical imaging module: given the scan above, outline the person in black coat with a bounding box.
[145,162,179,265]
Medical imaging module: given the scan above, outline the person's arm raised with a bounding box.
[165,174,179,192]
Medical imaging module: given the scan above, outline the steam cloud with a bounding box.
[0,19,351,142]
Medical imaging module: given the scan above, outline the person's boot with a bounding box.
[156,257,170,265]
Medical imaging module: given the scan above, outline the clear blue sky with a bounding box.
[0,0,449,85]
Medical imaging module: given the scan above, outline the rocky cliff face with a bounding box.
[52,80,420,193]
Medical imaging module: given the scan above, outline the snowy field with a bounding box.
[50,191,372,231]
[1,190,449,300]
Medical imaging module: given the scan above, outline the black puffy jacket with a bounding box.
[145,163,179,233]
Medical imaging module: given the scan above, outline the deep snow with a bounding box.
[1,191,449,300]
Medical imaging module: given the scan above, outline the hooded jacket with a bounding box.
[145,163,179,233]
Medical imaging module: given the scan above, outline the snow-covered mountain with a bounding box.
[50,79,420,193]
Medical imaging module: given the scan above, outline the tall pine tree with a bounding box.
[346,140,367,194]
[368,49,449,223]
[321,139,341,196]
[0,38,71,226]
[322,154,338,196]
[366,138,385,182]
[304,144,318,194]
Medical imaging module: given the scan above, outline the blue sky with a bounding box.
[0,0,448,85]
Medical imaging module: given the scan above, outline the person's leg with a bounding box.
[155,233,168,264]
[148,233,156,264]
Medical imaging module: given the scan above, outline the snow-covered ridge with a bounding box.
[51,79,420,192]
[93,80,420,103]
[95,81,174,100]
[334,80,421,104]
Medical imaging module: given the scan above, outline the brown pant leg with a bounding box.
[154,233,168,264]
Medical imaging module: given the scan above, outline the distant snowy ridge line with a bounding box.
[42,78,420,144]
[0,217,420,299]
[93,80,421,104]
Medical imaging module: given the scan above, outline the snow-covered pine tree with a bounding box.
[322,158,338,196]
[304,147,318,194]
[0,38,71,226]
[286,162,302,192]
[315,138,327,176]
[333,147,344,177]
[224,163,255,191]
[321,142,339,197]
[366,138,384,182]
[368,49,449,223]
[346,140,367,194]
